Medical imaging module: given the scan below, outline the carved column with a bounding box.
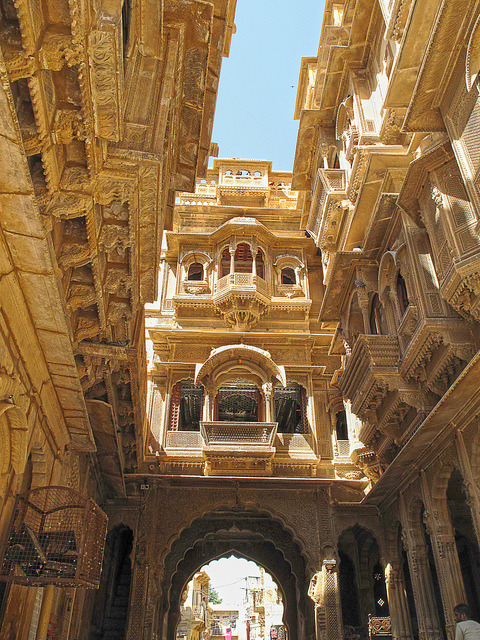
[126,492,153,640]
[385,564,413,640]
[356,286,371,333]
[420,471,466,640]
[399,495,443,640]
[455,430,480,546]
[323,558,343,640]
[309,560,343,640]
[229,248,235,274]
[262,382,273,422]
[202,383,214,422]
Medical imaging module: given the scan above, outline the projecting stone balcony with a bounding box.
[306,169,347,246]
[340,335,433,461]
[339,335,401,423]
[200,421,278,476]
[213,273,270,331]
[218,177,269,205]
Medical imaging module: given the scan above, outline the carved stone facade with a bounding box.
[1,0,480,639]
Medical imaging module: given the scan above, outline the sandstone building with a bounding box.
[1,0,480,639]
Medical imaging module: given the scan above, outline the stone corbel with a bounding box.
[39,34,83,71]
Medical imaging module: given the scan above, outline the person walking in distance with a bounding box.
[454,604,480,640]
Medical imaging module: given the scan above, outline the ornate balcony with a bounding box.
[340,335,428,454]
[200,421,278,476]
[213,273,270,331]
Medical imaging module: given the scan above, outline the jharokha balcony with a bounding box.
[200,421,278,476]
[213,272,269,331]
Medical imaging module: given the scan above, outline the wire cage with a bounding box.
[0,486,108,588]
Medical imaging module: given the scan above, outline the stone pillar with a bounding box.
[356,286,371,333]
[262,382,273,422]
[399,494,443,640]
[202,383,214,422]
[323,558,343,640]
[420,471,466,640]
[229,248,235,274]
[385,563,413,640]
[309,561,343,640]
[455,430,480,546]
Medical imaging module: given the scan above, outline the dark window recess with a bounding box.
[274,385,306,433]
[188,263,203,281]
[220,247,231,278]
[217,383,259,422]
[396,272,409,317]
[122,0,131,54]
[179,382,204,431]
[335,410,348,440]
[234,243,253,273]
[369,293,384,335]
[281,268,296,285]
[256,250,265,279]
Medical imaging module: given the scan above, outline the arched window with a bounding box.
[396,272,409,317]
[234,243,253,273]
[256,249,265,279]
[335,410,348,440]
[220,247,231,278]
[281,267,296,285]
[369,294,384,335]
[187,262,203,281]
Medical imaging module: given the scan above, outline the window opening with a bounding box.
[187,262,203,281]
[396,272,409,317]
[335,410,348,440]
[169,381,204,431]
[274,384,307,433]
[220,247,231,278]
[217,381,259,422]
[234,243,253,273]
[369,294,384,335]
[281,267,296,285]
[256,249,265,279]
[121,0,131,54]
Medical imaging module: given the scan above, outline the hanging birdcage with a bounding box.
[0,486,107,588]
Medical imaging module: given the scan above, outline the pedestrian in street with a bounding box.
[454,604,480,640]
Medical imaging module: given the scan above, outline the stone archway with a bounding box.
[156,507,314,640]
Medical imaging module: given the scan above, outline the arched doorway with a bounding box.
[156,508,313,640]
[447,468,480,621]
[89,524,133,640]
[338,525,389,637]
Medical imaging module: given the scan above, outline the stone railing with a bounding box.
[165,431,203,450]
[333,438,351,458]
[201,422,277,448]
[214,273,268,296]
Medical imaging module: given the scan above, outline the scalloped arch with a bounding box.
[195,344,286,387]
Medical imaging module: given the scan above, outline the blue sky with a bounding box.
[211,0,326,171]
